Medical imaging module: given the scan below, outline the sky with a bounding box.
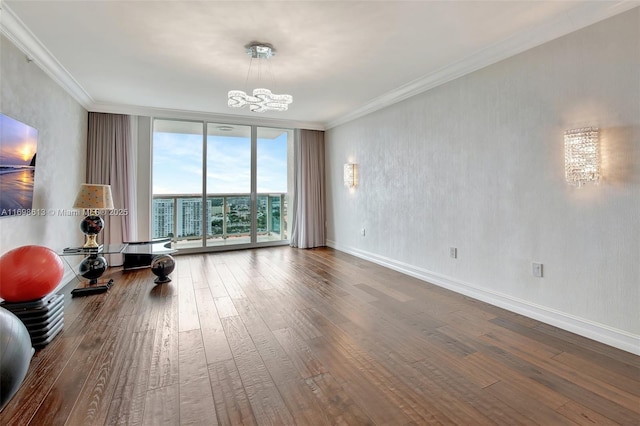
[153,130,288,195]
[0,114,38,166]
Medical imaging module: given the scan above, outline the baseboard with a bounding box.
[326,239,640,356]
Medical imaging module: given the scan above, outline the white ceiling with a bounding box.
[2,1,637,129]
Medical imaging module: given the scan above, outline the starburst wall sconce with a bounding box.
[564,127,600,187]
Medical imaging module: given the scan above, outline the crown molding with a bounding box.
[325,1,640,129]
[91,102,326,131]
[0,3,94,108]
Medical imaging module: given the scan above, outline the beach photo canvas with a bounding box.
[0,114,38,217]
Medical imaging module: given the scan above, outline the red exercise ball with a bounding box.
[0,245,64,302]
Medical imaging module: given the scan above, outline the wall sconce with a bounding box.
[344,163,358,188]
[564,127,600,187]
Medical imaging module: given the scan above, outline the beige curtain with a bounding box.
[86,113,137,264]
[290,129,325,248]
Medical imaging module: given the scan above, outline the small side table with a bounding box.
[122,238,178,284]
[59,244,127,297]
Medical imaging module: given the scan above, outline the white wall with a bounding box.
[0,35,87,254]
[325,9,639,353]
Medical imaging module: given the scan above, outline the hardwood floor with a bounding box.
[1,247,638,425]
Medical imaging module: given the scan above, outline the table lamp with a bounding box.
[73,184,114,248]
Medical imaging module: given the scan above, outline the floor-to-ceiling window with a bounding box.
[256,127,290,243]
[205,123,252,247]
[152,119,291,251]
[152,120,204,247]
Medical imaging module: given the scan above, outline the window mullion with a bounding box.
[202,121,207,247]
[250,125,257,243]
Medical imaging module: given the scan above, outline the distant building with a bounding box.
[176,197,203,237]
[153,198,174,238]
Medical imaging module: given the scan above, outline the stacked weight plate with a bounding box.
[0,293,64,348]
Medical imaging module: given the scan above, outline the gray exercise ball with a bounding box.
[0,307,34,410]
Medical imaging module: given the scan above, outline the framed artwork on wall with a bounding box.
[0,114,38,217]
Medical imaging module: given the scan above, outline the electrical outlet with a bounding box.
[532,262,543,278]
[450,247,457,259]
[361,228,366,236]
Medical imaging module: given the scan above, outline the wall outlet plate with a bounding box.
[532,262,543,278]
[450,247,457,258]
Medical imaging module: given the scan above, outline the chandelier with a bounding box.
[228,42,293,112]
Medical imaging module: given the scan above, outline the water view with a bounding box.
[0,114,38,216]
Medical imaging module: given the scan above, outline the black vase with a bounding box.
[79,255,108,282]
[151,255,175,284]
[80,215,104,235]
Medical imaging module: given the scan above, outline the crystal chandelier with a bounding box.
[228,42,293,112]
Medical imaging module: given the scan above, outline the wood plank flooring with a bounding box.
[1,247,638,425]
